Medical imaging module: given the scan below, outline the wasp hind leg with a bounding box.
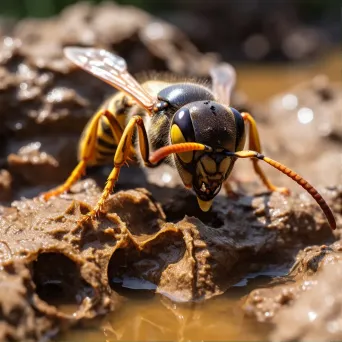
[41,108,124,201]
[241,112,289,195]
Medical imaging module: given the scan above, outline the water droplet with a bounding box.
[144,22,166,41]
[162,172,172,184]
[297,107,314,124]
[46,88,65,103]
[308,310,317,321]
[15,122,23,130]
[282,94,298,110]
[19,82,28,90]
[19,141,41,155]
[3,37,14,48]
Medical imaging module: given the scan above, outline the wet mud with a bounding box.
[0,2,341,342]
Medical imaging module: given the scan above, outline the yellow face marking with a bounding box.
[196,162,208,183]
[208,174,222,180]
[219,157,231,174]
[171,124,193,163]
[178,167,193,188]
[197,198,213,212]
[201,155,217,174]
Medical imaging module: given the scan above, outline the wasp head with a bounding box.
[170,100,245,211]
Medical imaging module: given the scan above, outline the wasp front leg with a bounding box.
[223,179,240,199]
[84,115,152,220]
[41,108,124,200]
[242,112,289,195]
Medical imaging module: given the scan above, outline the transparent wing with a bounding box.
[64,47,156,113]
[210,63,236,106]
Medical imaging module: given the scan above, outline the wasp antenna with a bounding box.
[150,143,212,165]
[263,155,336,230]
[225,150,336,230]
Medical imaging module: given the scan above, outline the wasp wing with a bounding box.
[64,47,156,113]
[210,63,236,106]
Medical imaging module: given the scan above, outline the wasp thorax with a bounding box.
[158,83,215,109]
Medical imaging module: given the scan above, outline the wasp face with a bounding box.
[192,152,234,209]
[170,99,246,211]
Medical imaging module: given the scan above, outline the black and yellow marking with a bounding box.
[91,93,137,164]
[170,124,193,163]
[96,116,118,161]
[98,136,116,150]
[200,155,217,174]
[101,117,114,138]
[89,117,116,163]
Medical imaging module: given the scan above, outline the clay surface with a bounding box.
[0,179,339,341]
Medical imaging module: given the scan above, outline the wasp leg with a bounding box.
[223,180,240,199]
[41,108,124,200]
[83,115,152,220]
[241,112,289,195]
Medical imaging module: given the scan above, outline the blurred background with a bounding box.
[0,0,340,201]
[0,0,340,63]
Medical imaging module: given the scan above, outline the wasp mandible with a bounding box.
[41,47,336,230]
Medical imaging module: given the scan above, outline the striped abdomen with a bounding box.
[93,115,119,164]
[77,93,132,166]
[77,80,172,167]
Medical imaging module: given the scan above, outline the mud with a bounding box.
[0,179,339,341]
[0,2,341,342]
[271,262,342,341]
[243,240,342,341]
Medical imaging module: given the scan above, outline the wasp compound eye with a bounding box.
[171,108,195,163]
[230,107,245,151]
[172,108,196,142]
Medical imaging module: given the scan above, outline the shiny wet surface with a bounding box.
[59,280,273,341]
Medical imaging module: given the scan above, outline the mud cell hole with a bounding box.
[163,194,225,228]
[32,253,94,307]
[107,248,158,295]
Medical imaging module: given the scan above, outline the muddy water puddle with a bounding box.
[235,50,341,102]
[59,279,274,341]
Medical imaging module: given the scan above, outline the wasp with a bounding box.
[41,47,336,230]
